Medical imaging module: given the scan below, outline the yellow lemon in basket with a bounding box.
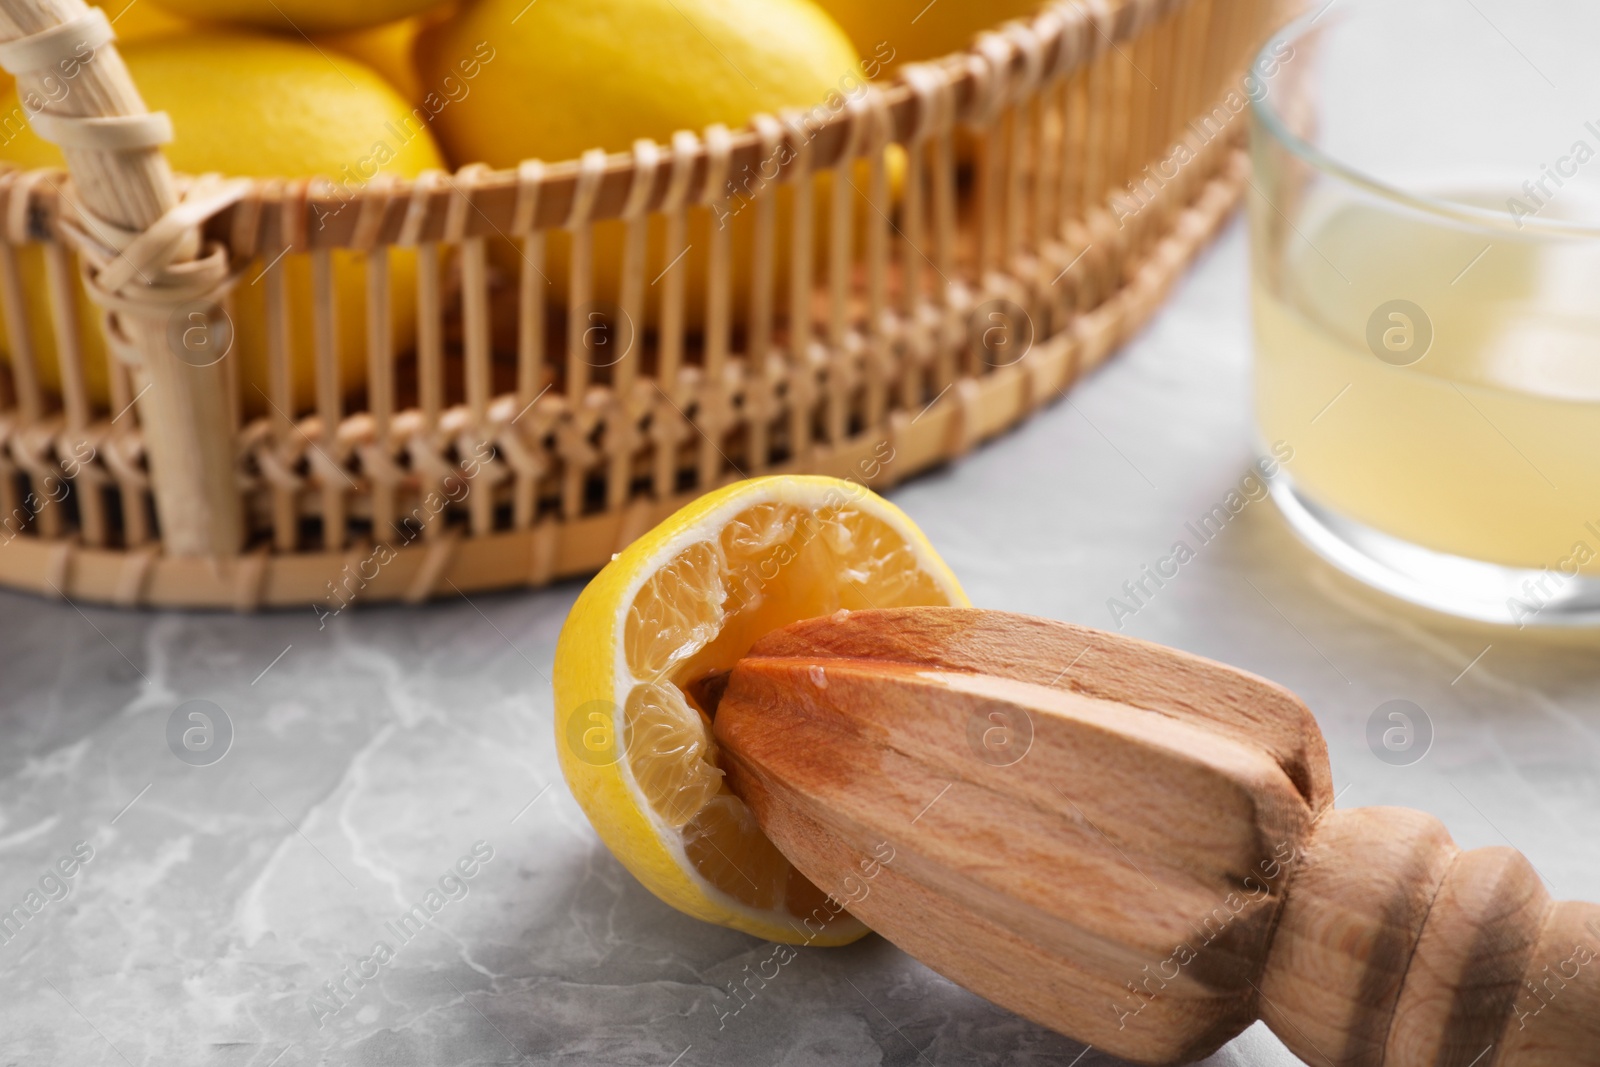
[0,32,445,417]
[318,7,456,105]
[816,0,1045,71]
[419,0,861,164]
[417,0,886,329]
[554,475,967,942]
[146,0,450,34]
[99,0,193,40]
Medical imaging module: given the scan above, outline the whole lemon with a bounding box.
[417,0,873,328]
[101,0,193,40]
[147,0,449,34]
[814,0,1042,71]
[418,0,861,163]
[318,7,457,104]
[0,32,446,416]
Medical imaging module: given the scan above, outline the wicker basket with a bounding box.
[0,0,1278,610]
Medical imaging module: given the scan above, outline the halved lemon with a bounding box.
[553,475,967,944]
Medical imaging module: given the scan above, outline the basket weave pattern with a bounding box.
[0,0,1276,609]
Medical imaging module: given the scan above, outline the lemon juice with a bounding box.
[1253,193,1600,579]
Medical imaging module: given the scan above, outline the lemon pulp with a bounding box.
[618,494,952,913]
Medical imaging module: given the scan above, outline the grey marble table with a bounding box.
[1,220,1596,1067]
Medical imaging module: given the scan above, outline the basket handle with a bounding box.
[0,0,243,557]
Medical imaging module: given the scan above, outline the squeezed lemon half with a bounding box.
[553,476,967,944]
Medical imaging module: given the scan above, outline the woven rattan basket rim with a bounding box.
[0,150,1251,609]
[6,0,1171,250]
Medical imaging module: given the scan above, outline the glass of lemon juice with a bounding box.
[1248,0,1600,625]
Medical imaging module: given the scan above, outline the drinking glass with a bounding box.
[1249,0,1600,625]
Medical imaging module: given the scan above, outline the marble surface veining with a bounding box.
[0,221,1596,1066]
